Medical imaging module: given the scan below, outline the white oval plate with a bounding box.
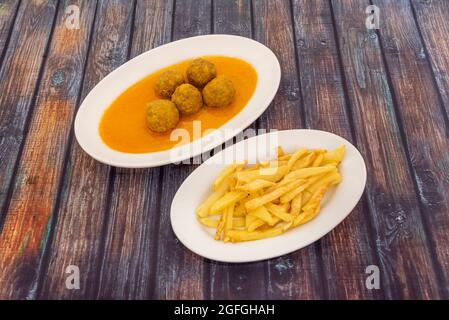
[171,129,367,263]
[74,35,280,168]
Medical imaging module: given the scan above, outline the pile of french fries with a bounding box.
[196,145,345,242]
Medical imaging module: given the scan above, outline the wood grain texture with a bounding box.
[331,0,441,299]
[412,0,449,116]
[0,0,97,300]
[0,0,448,300]
[291,0,379,299]
[252,0,323,299]
[96,0,173,300]
[0,0,20,63]
[0,0,58,299]
[0,0,57,222]
[38,0,135,299]
[152,0,211,300]
[371,0,449,298]
[208,0,269,300]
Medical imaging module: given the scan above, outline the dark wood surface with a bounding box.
[0,0,448,300]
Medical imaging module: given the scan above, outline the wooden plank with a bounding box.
[38,0,135,299]
[0,0,58,299]
[290,0,379,299]
[371,0,449,298]
[0,0,20,62]
[96,0,173,300]
[208,0,269,300]
[152,0,211,300]
[331,0,441,299]
[252,0,323,299]
[0,0,97,300]
[0,0,57,221]
[411,0,449,123]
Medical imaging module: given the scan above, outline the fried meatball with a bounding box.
[146,99,179,133]
[154,70,185,98]
[186,58,217,87]
[171,83,203,115]
[202,76,236,108]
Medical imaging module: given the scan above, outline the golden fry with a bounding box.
[199,217,220,228]
[248,206,275,225]
[284,165,336,181]
[247,218,266,232]
[213,162,246,191]
[291,152,316,170]
[227,227,284,242]
[322,145,345,165]
[290,193,303,216]
[276,146,285,157]
[196,181,228,217]
[287,148,307,170]
[265,203,293,222]
[236,179,276,193]
[312,153,324,167]
[280,183,308,204]
[245,179,304,212]
[210,191,246,215]
[236,166,288,184]
[245,214,256,227]
[306,171,341,195]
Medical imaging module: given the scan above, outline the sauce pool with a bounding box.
[99,56,258,154]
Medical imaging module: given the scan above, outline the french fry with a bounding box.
[213,162,246,191]
[280,182,308,204]
[245,179,304,212]
[236,179,276,193]
[291,152,316,170]
[236,165,288,184]
[284,164,336,181]
[248,206,275,225]
[280,202,290,212]
[312,153,324,167]
[306,171,341,195]
[247,218,266,232]
[210,191,247,215]
[302,184,330,212]
[265,203,293,222]
[227,227,284,242]
[287,148,307,170]
[290,193,303,216]
[322,145,345,165]
[233,217,245,229]
[223,205,235,242]
[234,202,247,217]
[276,146,285,157]
[199,217,220,228]
[196,181,228,218]
[215,213,226,240]
[278,154,292,161]
[293,206,320,227]
[245,214,256,228]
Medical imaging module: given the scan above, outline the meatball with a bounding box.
[202,76,236,108]
[187,58,217,88]
[171,83,203,115]
[154,70,185,98]
[146,99,179,133]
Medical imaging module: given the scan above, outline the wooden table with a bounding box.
[0,0,448,300]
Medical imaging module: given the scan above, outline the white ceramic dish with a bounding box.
[171,129,367,263]
[74,35,281,168]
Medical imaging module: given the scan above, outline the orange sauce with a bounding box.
[99,56,258,153]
